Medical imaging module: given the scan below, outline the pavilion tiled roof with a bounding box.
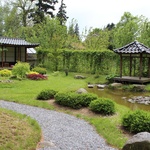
[114,41,150,54]
[0,37,39,47]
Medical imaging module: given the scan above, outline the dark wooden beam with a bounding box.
[148,58,150,78]
[120,54,122,78]
[25,47,27,62]
[139,53,143,79]
[1,46,3,67]
[129,54,132,76]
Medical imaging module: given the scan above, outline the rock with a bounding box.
[38,141,55,149]
[110,83,122,87]
[76,88,88,94]
[128,96,150,105]
[88,84,94,88]
[122,132,150,150]
[132,84,145,92]
[97,84,107,89]
[74,75,86,79]
[128,99,135,103]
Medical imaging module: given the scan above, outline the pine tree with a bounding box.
[56,0,68,25]
[74,23,80,40]
[30,0,58,24]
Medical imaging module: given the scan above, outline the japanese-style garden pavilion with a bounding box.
[0,37,39,68]
[113,40,150,84]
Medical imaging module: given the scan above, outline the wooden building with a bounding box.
[0,37,39,68]
[113,40,150,84]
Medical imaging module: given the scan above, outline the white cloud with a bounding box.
[61,0,150,32]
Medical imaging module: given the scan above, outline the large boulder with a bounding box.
[110,83,122,87]
[76,88,88,94]
[122,132,150,150]
[132,84,145,92]
[74,75,86,79]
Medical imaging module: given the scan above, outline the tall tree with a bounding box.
[105,23,115,50]
[137,17,150,47]
[0,4,4,36]
[12,0,35,27]
[74,23,80,40]
[56,0,68,25]
[30,0,58,24]
[84,28,110,50]
[113,12,139,48]
[66,19,84,49]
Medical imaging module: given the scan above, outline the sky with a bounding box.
[56,0,150,33]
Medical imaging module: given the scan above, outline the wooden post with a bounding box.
[25,47,27,62]
[129,54,132,76]
[139,53,143,79]
[1,45,3,67]
[148,58,150,78]
[120,54,122,78]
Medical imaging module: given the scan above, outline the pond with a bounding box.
[87,87,150,112]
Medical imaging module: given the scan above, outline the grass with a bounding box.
[1,72,148,149]
[82,104,130,149]
[0,108,41,150]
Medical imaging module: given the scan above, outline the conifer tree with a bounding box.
[30,0,58,23]
[56,0,68,25]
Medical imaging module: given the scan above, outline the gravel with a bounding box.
[0,100,117,150]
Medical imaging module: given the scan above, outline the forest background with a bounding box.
[0,0,150,75]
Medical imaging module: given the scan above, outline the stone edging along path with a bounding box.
[0,100,117,150]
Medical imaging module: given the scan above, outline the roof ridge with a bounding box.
[114,40,150,54]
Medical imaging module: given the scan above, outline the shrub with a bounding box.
[79,93,98,107]
[27,71,39,75]
[27,73,47,80]
[106,74,117,83]
[32,67,47,75]
[0,69,12,77]
[55,92,82,109]
[55,92,98,109]
[12,62,30,78]
[89,98,116,115]
[122,110,150,133]
[37,89,58,100]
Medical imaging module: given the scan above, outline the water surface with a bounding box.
[87,87,150,112]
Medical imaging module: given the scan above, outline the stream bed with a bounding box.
[87,87,150,112]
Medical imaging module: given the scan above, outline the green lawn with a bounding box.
[0,108,41,150]
[0,72,132,149]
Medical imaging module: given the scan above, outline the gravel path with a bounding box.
[0,100,117,150]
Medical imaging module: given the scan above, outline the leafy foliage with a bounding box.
[62,49,117,74]
[37,89,58,100]
[32,67,47,75]
[12,62,30,78]
[122,110,150,133]
[0,69,12,77]
[55,92,98,109]
[106,74,118,83]
[27,73,47,80]
[89,98,116,115]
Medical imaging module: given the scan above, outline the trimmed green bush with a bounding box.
[0,69,12,77]
[89,98,116,115]
[32,67,47,75]
[122,110,150,133]
[80,93,98,107]
[55,92,82,109]
[55,92,98,109]
[12,62,30,78]
[37,89,58,100]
